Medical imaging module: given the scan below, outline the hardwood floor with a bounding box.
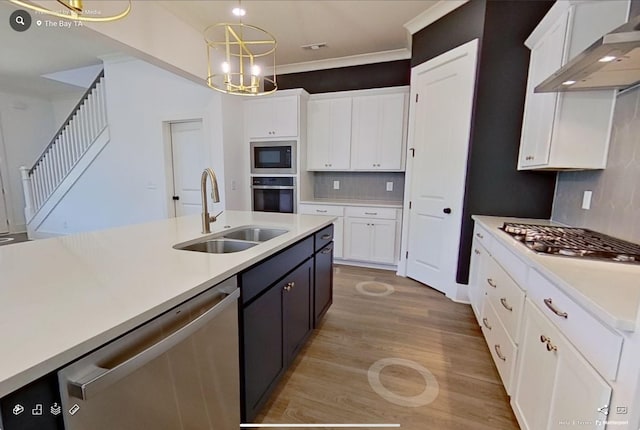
[254,264,520,429]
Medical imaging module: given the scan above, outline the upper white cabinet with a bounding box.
[518,1,629,170]
[306,98,352,170]
[306,87,408,172]
[246,95,299,139]
[351,93,407,171]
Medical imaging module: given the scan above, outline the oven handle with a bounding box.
[66,288,240,401]
[251,185,295,190]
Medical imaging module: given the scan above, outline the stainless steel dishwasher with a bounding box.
[57,276,240,430]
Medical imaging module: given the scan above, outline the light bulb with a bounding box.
[221,62,230,73]
[562,80,576,86]
[598,55,617,63]
[232,7,246,16]
[251,65,261,76]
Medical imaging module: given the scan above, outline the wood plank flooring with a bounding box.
[254,264,520,430]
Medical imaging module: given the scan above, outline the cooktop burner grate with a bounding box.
[500,223,640,264]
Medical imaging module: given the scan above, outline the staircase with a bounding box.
[20,70,110,237]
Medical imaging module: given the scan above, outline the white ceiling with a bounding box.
[1,1,439,98]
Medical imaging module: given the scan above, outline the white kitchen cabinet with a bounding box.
[468,237,489,325]
[513,299,612,430]
[344,207,400,265]
[518,1,629,170]
[298,204,344,258]
[306,98,352,170]
[246,95,299,139]
[351,92,407,171]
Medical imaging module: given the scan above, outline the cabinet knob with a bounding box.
[474,249,481,255]
[443,208,452,214]
[283,282,295,292]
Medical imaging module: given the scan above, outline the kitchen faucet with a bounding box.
[201,168,221,234]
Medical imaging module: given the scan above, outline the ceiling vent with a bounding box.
[301,43,327,51]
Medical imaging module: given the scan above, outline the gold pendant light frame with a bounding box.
[205,22,277,96]
[8,0,131,22]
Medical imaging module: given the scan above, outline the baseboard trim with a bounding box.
[334,259,398,271]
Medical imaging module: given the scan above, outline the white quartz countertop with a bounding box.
[0,211,335,398]
[299,199,403,208]
[473,216,640,332]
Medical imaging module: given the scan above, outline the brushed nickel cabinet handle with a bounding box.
[474,249,481,255]
[316,209,328,213]
[364,212,378,216]
[486,278,497,288]
[494,345,506,361]
[543,298,568,319]
[476,232,484,239]
[321,234,332,240]
[500,298,513,312]
[482,317,492,330]
[321,245,333,254]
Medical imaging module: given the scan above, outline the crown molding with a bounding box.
[404,0,469,35]
[274,49,411,75]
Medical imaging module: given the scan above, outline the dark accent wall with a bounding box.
[273,59,410,93]
[412,0,556,285]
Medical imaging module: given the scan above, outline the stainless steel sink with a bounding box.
[173,226,289,254]
[177,239,258,254]
[223,227,288,242]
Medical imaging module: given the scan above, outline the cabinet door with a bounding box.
[344,217,373,261]
[518,10,568,168]
[307,98,351,170]
[370,219,397,264]
[272,96,299,138]
[314,243,333,326]
[376,93,406,170]
[283,259,313,363]
[246,99,276,139]
[333,216,344,259]
[242,283,284,420]
[468,239,487,324]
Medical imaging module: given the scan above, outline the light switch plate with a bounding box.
[582,191,592,210]
[333,180,340,190]
[386,181,393,191]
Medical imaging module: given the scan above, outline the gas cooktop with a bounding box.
[501,223,640,264]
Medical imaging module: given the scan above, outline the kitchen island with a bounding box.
[0,211,335,402]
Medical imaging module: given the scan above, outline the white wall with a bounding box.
[221,94,250,210]
[37,57,225,234]
[0,90,56,231]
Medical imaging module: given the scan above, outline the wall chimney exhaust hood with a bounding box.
[535,13,640,93]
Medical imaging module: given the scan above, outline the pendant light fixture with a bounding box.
[8,0,131,22]
[204,2,277,96]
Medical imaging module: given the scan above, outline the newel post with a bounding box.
[20,166,34,221]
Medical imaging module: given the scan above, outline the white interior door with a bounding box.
[405,39,478,296]
[170,120,206,217]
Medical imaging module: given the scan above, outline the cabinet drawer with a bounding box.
[473,224,492,250]
[481,301,517,395]
[241,236,314,304]
[314,224,334,252]
[298,204,344,217]
[345,206,397,220]
[527,269,623,381]
[485,256,525,343]
[491,237,529,288]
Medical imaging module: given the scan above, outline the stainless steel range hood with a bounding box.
[535,13,640,93]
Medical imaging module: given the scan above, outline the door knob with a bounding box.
[443,208,452,214]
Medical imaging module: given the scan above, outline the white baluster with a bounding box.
[70,118,79,163]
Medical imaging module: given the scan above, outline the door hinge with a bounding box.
[406,251,409,259]
[409,201,412,209]
[415,94,419,103]
[409,148,415,158]
[172,195,180,201]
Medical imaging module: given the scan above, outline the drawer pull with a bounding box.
[486,278,497,288]
[321,246,333,254]
[364,212,378,216]
[474,249,481,255]
[543,298,568,319]
[321,234,332,240]
[316,209,328,213]
[494,344,506,361]
[540,335,558,352]
[482,318,492,330]
[500,298,513,312]
[476,232,484,239]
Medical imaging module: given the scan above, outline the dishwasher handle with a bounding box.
[67,287,240,401]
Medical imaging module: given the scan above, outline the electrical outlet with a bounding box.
[582,191,592,210]
[333,180,340,190]
[386,181,393,192]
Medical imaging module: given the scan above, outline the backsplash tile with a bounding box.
[552,86,640,243]
[313,172,405,202]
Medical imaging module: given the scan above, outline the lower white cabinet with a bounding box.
[513,299,612,430]
[468,237,489,325]
[298,204,344,258]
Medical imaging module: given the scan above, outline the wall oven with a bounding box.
[250,141,296,174]
[252,177,296,213]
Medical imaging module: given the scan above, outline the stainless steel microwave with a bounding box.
[250,141,296,174]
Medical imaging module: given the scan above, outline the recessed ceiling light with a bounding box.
[562,80,577,86]
[598,55,617,63]
[301,42,327,51]
[232,7,246,17]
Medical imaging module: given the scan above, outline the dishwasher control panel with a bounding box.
[0,372,63,429]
